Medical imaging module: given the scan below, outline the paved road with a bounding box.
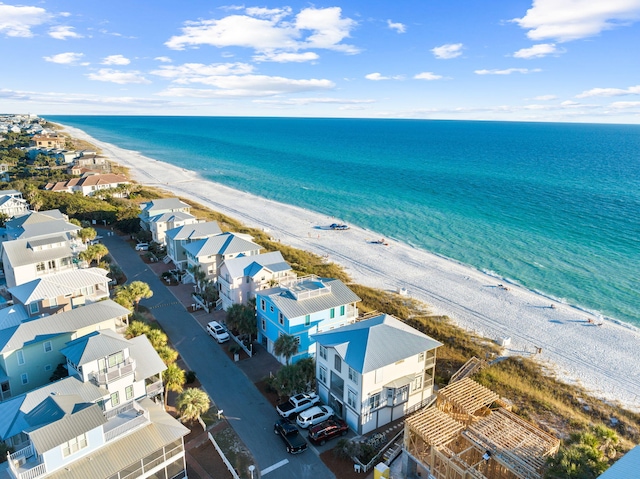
[102,232,334,479]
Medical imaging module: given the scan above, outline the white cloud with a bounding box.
[475,68,541,75]
[365,73,404,81]
[151,62,254,81]
[102,54,131,65]
[0,3,50,37]
[48,25,82,40]
[43,52,84,64]
[254,97,375,105]
[610,101,640,109]
[387,19,406,33]
[576,85,640,98]
[165,6,358,56]
[533,94,557,100]
[253,51,319,62]
[513,43,558,58]
[87,69,150,84]
[0,87,172,108]
[512,0,640,42]
[414,72,443,81]
[431,43,463,59]
[155,56,172,63]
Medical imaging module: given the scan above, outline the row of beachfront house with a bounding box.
[0,193,189,478]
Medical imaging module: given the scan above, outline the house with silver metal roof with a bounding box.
[165,221,222,270]
[138,198,194,244]
[0,330,187,479]
[2,210,78,243]
[8,267,110,317]
[218,251,296,310]
[256,276,361,365]
[0,191,29,220]
[0,300,130,401]
[312,313,442,434]
[184,232,262,282]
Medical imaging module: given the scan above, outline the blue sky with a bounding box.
[1,0,639,122]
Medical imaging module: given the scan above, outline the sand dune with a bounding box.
[62,124,640,412]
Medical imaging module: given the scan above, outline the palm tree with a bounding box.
[92,244,109,264]
[188,264,207,292]
[123,281,153,311]
[78,227,97,244]
[125,320,151,339]
[176,388,211,422]
[163,363,185,407]
[273,334,299,365]
[156,345,179,365]
[146,328,168,349]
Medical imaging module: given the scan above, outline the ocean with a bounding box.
[48,116,640,327]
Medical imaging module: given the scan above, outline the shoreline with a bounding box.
[59,123,640,412]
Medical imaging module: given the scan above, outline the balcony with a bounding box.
[145,378,163,398]
[89,358,136,386]
[103,401,150,442]
[7,443,47,479]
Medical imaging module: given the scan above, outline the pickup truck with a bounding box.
[276,392,320,418]
[274,419,307,454]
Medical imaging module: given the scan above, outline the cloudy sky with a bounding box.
[1,0,639,122]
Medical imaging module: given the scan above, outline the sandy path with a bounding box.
[62,124,640,412]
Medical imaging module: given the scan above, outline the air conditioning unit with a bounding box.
[14,456,26,467]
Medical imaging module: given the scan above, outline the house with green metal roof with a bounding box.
[0,330,186,479]
[256,275,361,365]
[312,313,442,434]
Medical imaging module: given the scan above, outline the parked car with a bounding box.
[135,243,149,251]
[274,419,307,454]
[308,417,349,445]
[206,321,230,343]
[296,405,334,429]
[276,392,320,418]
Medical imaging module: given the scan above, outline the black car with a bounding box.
[274,419,308,454]
[308,417,349,446]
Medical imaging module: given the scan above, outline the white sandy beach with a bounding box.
[62,124,640,412]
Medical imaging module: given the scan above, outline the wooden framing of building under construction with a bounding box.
[437,377,500,425]
[404,379,560,479]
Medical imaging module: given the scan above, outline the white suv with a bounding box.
[135,243,149,251]
[207,321,230,343]
[296,405,334,429]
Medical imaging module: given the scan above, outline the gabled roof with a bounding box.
[165,221,222,241]
[0,305,30,330]
[0,376,108,441]
[184,232,261,258]
[7,209,67,228]
[313,314,442,373]
[4,209,79,241]
[221,251,290,279]
[129,334,167,379]
[260,277,360,319]
[9,267,109,304]
[0,299,130,353]
[140,198,190,213]
[60,329,130,366]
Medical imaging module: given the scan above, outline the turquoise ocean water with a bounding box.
[48,116,640,327]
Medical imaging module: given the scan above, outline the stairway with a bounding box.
[449,357,488,383]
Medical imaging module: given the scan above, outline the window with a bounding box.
[340,305,345,316]
[29,302,39,314]
[21,373,28,385]
[111,391,120,406]
[279,312,284,325]
[348,367,358,384]
[319,366,327,384]
[43,341,52,353]
[36,262,45,272]
[62,433,88,457]
[49,297,57,307]
[108,351,124,368]
[261,319,266,331]
[304,314,310,326]
[319,345,327,360]
[125,385,134,400]
[270,305,274,313]
[394,385,409,404]
[47,260,56,269]
[347,389,357,409]
[411,374,423,393]
[418,352,425,362]
[330,308,335,319]
[260,299,266,311]
[334,355,342,373]
[369,393,381,410]
[16,350,25,365]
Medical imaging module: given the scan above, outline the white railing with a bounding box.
[9,444,34,463]
[208,433,240,479]
[90,358,136,385]
[104,412,149,442]
[146,380,163,397]
[7,445,47,479]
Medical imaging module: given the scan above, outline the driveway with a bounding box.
[102,232,335,479]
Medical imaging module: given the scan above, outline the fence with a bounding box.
[208,432,241,479]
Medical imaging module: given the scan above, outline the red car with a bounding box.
[308,417,349,445]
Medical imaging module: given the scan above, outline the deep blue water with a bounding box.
[48,116,640,326]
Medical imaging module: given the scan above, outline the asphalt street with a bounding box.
[102,232,335,479]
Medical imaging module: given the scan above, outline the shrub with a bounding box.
[186,370,197,384]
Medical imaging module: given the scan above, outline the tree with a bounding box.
[146,328,168,349]
[163,363,185,406]
[226,303,256,339]
[80,243,109,265]
[118,281,153,311]
[188,264,207,293]
[78,227,97,244]
[176,388,211,422]
[156,345,179,365]
[125,320,151,339]
[273,334,299,365]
